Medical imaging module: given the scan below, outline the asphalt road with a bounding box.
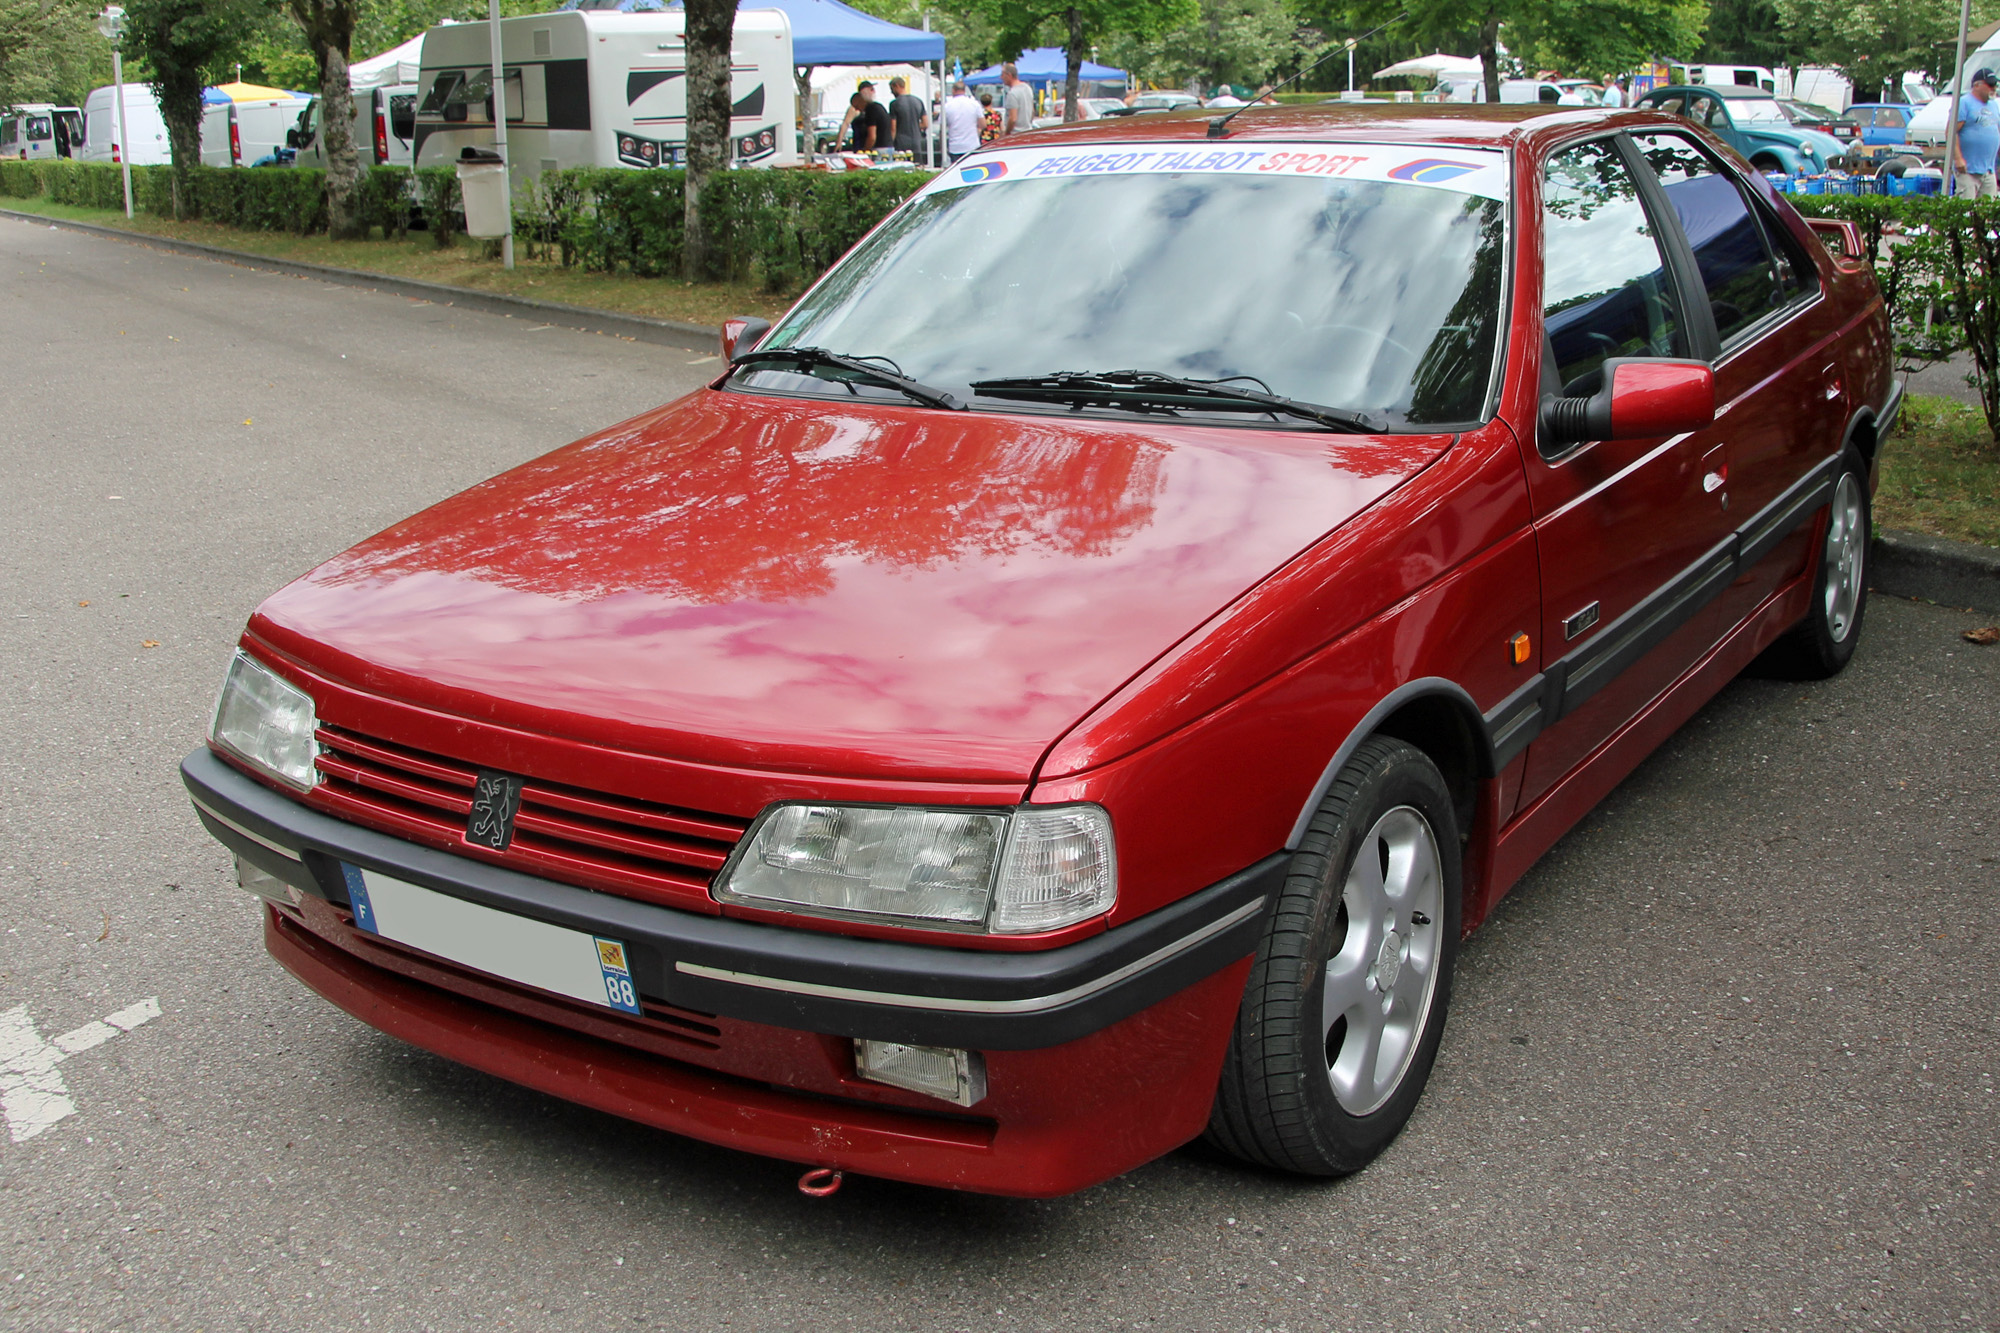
[2,216,1996,1333]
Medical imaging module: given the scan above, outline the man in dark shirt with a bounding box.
[850,81,893,152]
[888,76,927,154]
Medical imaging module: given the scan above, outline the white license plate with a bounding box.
[339,864,641,1015]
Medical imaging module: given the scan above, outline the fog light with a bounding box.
[234,854,301,906]
[854,1039,986,1106]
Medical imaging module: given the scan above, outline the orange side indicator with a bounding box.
[1510,632,1532,666]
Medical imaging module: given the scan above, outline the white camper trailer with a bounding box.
[413,8,797,180]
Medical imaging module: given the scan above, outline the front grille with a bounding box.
[308,725,748,908]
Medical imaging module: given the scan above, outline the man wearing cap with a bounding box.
[1954,69,2000,199]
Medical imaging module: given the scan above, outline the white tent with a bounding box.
[810,63,940,119]
[350,30,440,91]
[1372,53,1482,81]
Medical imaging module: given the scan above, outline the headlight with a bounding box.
[210,650,320,790]
[716,802,1115,933]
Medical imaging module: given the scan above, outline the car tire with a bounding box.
[1754,446,1870,679]
[1207,736,1461,1177]
[1877,154,1922,177]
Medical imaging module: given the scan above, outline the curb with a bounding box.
[0,207,721,354]
[1873,528,2000,614]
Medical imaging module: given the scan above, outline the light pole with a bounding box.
[486,0,513,269]
[96,6,133,219]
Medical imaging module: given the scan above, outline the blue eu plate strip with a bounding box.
[341,863,378,934]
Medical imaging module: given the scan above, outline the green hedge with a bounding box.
[1792,193,2000,439]
[0,158,927,291]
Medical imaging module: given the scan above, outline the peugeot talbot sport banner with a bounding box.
[924,142,1510,201]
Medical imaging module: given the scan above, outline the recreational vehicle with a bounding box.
[413,8,798,180]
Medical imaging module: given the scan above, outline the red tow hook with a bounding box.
[797,1167,844,1197]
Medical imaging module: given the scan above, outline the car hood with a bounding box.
[251,390,1448,782]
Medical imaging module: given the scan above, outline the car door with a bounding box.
[1628,129,1844,631]
[1513,136,1737,811]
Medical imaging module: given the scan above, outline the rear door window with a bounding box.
[389,94,416,140]
[1629,131,1815,346]
[1540,139,1688,397]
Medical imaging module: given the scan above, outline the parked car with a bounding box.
[1777,97,1859,143]
[1635,84,1846,174]
[1101,91,1200,115]
[1031,96,1126,128]
[1845,102,1914,146]
[184,104,1898,1198]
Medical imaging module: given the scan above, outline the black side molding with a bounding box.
[1484,451,1842,769]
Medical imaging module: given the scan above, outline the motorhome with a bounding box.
[1,104,83,159]
[413,7,797,180]
[79,84,171,165]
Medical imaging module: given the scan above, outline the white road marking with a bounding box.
[0,998,162,1143]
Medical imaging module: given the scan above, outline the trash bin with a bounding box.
[455,146,510,240]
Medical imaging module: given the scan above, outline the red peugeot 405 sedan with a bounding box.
[184,105,1898,1196]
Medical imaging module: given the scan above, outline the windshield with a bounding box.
[1729,97,1789,124]
[750,143,1509,428]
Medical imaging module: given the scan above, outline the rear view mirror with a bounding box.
[722,316,772,362]
[1541,357,1715,448]
[1804,216,1864,260]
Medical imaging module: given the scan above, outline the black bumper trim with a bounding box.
[182,747,1280,1050]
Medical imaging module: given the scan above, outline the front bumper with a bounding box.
[184,747,1278,1051]
[184,747,1278,1194]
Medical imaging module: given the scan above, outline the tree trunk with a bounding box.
[1063,7,1083,122]
[1479,12,1501,103]
[683,0,735,282]
[318,40,360,238]
[157,70,203,220]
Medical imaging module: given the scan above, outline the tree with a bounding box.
[1100,0,1306,94]
[121,0,267,214]
[1699,0,1790,69]
[682,0,735,281]
[287,0,360,236]
[977,0,1198,120]
[0,0,109,109]
[1774,0,1958,99]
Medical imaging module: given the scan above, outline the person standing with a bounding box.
[850,80,893,153]
[888,76,928,155]
[1001,63,1035,135]
[942,81,981,161]
[1600,77,1625,108]
[1954,68,2000,199]
[979,92,1001,143]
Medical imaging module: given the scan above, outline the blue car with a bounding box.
[1846,103,1914,147]
[1635,84,1848,175]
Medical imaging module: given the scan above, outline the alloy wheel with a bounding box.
[1822,471,1865,643]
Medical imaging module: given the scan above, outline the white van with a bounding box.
[79,84,171,165]
[290,85,420,169]
[2,104,83,159]
[201,93,313,167]
[1668,63,1778,93]
[413,7,798,180]
[1908,32,2000,152]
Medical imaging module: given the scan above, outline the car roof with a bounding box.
[1648,83,1776,99]
[995,102,1673,152]
[1847,101,1911,110]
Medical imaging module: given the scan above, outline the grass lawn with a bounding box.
[0,195,793,326]
[1880,395,2000,548]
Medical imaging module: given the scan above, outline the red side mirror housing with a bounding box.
[1541,357,1715,447]
[1803,216,1864,260]
[721,316,772,362]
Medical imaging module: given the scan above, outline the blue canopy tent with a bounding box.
[963,47,1126,86]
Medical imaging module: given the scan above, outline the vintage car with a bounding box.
[184,104,1900,1197]
[1635,84,1849,175]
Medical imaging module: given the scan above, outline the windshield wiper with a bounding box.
[731,346,965,411]
[967,370,1381,433]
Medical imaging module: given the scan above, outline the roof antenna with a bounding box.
[1209,12,1411,138]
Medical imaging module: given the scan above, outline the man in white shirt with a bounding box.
[1600,78,1625,107]
[942,81,981,160]
[1002,63,1035,135]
